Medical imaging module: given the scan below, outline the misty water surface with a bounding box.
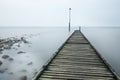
[82,27,120,76]
[0,27,75,80]
[0,27,120,80]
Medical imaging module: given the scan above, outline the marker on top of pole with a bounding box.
[69,8,71,32]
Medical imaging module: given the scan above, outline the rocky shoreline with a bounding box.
[0,34,41,80]
[0,37,28,51]
[0,37,29,80]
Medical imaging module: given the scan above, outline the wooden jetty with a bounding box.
[33,30,118,80]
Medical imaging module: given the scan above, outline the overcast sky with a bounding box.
[0,0,120,27]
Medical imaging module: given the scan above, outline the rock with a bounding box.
[27,62,33,65]
[0,61,2,66]
[0,48,3,51]
[21,37,28,43]
[20,75,27,80]
[0,51,3,54]
[4,68,8,70]
[20,69,27,72]
[17,51,26,54]
[8,72,14,75]
[0,69,5,73]
[28,45,31,47]
[23,40,28,43]
[3,43,12,49]
[9,58,14,61]
[0,45,4,49]
[17,44,21,47]
[0,37,23,51]
[2,55,9,59]
[0,68,7,73]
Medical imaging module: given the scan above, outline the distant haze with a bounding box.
[0,0,120,27]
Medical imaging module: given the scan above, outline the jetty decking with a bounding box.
[34,30,117,80]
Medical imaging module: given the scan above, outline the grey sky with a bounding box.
[0,0,120,27]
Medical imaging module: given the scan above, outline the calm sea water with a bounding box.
[0,27,75,80]
[0,27,120,80]
[82,27,120,77]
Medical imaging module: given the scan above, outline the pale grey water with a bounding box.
[0,27,120,80]
[82,27,120,77]
[0,27,75,80]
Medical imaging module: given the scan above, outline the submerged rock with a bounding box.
[27,62,33,65]
[9,57,14,61]
[0,48,3,51]
[2,55,9,59]
[8,72,14,75]
[0,61,2,66]
[21,37,28,43]
[0,51,3,54]
[20,75,27,80]
[0,69,5,73]
[20,69,27,72]
[28,45,31,47]
[0,68,7,73]
[17,51,26,54]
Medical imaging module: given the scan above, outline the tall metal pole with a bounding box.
[69,8,71,32]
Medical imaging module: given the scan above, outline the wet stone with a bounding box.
[28,45,31,47]
[0,68,7,73]
[9,58,14,61]
[2,55,9,59]
[27,62,33,65]
[20,75,27,80]
[17,51,26,54]
[21,37,28,43]
[0,48,3,51]
[17,44,21,47]
[8,72,14,75]
[21,69,27,72]
[4,68,8,70]
[0,69,5,73]
[0,61,2,66]
[0,51,3,54]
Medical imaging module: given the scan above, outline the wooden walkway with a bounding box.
[34,30,117,80]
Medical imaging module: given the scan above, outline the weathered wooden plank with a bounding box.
[54,57,102,61]
[59,49,95,54]
[42,72,114,78]
[40,76,115,80]
[53,58,103,62]
[50,63,106,68]
[52,60,104,64]
[40,74,115,80]
[56,56,100,59]
[50,63,105,68]
[43,71,113,77]
[45,69,112,75]
[38,78,62,80]
[51,61,104,66]
[47,65,109,71]
[49,64,106,68]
